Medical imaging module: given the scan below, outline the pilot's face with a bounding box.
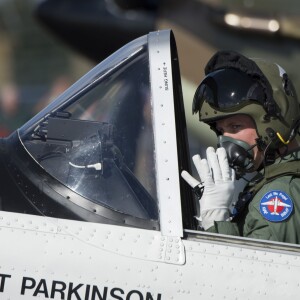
[215,114,264,170]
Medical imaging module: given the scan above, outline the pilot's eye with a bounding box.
[231,124,242,130]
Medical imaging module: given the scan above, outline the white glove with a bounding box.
[181,147,235,230]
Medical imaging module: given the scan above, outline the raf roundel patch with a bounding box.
[259,190,294,222]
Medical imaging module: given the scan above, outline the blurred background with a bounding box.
[0,0,94,137]
[1,0,300,156]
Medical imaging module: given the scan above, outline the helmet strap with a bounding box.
[264,148,276,165]
[256,134,277,166]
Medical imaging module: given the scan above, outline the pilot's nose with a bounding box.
[222,132,233,138]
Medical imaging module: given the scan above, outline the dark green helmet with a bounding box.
[193,51,300,151]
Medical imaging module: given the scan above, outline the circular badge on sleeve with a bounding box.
[259,190,293,222]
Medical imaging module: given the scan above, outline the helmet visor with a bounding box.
[193,68,266,113]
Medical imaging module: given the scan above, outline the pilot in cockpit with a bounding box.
[182,50,300,244]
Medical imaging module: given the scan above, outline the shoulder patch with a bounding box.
[259,190,293,222]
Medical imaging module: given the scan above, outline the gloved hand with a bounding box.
[181,147,235,230]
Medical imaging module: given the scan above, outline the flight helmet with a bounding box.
[192,50,300,177]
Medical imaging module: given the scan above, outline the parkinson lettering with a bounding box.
[0,273,162,300]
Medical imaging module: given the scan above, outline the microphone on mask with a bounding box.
[217,136,255,179]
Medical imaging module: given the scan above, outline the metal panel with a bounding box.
[148,30,183,237]
[2,211,300,299]
[181,233,300,299]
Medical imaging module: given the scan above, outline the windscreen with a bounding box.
[19,36,158,221]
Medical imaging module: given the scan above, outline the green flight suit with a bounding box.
[207,151,300,244]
